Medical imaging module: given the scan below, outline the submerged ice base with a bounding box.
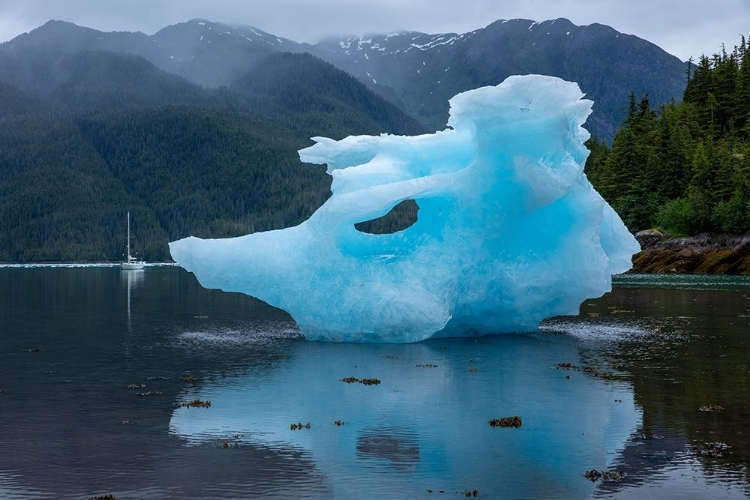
[170,75,640,342]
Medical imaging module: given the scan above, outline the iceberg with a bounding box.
[170,75,640,343]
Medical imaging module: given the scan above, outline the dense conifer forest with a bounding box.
[585,36,750,235]
[0,53,424,262]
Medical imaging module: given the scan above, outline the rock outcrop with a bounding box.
[631,232,750,274]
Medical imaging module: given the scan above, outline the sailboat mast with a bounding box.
[127,211,131,259]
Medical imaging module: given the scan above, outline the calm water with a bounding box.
[1,266,749,499]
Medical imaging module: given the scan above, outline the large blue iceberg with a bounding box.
[170,75,640,342]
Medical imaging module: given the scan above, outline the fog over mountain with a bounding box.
[1,0,746,62]
[0,17,687,141]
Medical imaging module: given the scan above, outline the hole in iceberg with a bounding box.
[354,200,419,234]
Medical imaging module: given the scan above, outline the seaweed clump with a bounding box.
[488,416,522,428]
[699,404,724,412]
[178,399,211,408]
[290,422,311,430]
[341,377,381,386]
[582,367,616,380]
[581,469,624,482]
[695,442,731,457]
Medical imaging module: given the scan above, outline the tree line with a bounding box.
[585,35,750,235]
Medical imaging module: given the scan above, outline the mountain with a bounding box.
[50,51,214,111]
[0,19,300,88]
[1,18,686,140]
[0,17,694,261]
[311,18,688,141]
[0,49,424,262]
[231,52,425,137]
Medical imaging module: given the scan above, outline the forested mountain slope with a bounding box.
[0,52,423,262]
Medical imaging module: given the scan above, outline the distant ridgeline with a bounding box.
[585,36,750,236]
[0,18,686,262]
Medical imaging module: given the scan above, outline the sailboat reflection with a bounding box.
[121,268,144,331]
[169,335,641,498]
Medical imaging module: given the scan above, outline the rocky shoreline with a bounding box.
[631,231,750,274]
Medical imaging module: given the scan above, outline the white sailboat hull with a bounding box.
[121,261,145,270]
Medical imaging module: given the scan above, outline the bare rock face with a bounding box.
[634,230,662,249]
[631,232,750,274]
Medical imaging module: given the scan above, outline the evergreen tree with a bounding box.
[585,34,750,235]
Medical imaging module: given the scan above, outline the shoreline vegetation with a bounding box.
[585,35,750,241]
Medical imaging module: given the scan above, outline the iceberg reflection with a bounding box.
[170,333,640,498]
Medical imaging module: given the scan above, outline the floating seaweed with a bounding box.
[138,391,163,396]
[555,362,580,371]
[145,376,169,381]
[290,422,311,430]
[416,364,438,368]
[468,368,479,372]
[126,384,146,389]
[0,389,6,394]
[582,367,616,380]
[341,377,381,386]
[182,375,196,383]
[581,469,624,482]
[25,348,42,353]
[334,420,345,426]
[90,495,116,500]
[463,489,479,497]
[699,404,725,412]
[488,416,522,428]
[119,420,140,425]
[695,442,731,458]
[178,399,211,408]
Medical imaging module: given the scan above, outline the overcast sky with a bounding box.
[0,0,747,61]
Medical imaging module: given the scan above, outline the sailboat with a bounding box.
[121,211,145,270]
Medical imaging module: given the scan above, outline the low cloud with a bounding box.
[0,0,747,60]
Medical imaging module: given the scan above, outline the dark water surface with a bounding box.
[0,266,749,499]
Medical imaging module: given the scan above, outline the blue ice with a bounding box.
[170,75,640,342]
